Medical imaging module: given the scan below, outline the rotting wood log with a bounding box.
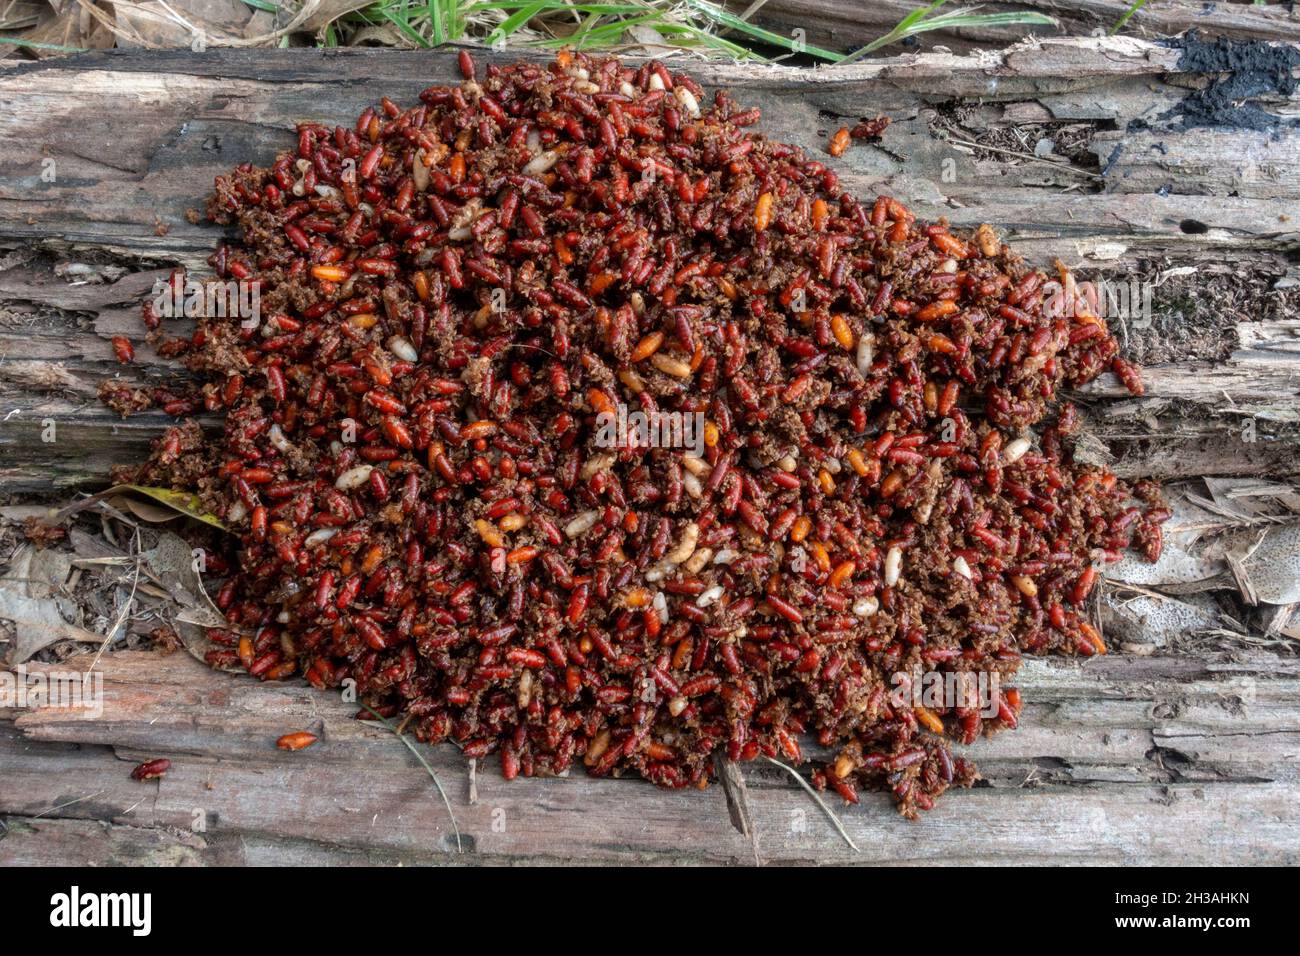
[0,39,1297,492]
[0,39,1297,866]
[1,650,1295,864]
[731,0,1300,55]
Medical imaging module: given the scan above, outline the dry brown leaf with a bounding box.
[1,0,114,56]
[139,530,229,665]
[291,0,373,32]
[0,544,99,664]
[348,22,404,47]
[111,0,258,47]
[0,1,44,31]
[107,493,183,525]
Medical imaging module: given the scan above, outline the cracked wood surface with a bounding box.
[0,38,1300,489]
[0,39,1297,491]
[1,649,1296,865]
[0,38,1297,865]
[741,0,1300,54]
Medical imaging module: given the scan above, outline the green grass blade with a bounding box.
[686,0,844,62]
[380,2,435,46]
[899,0,948,32]
[429,0,445,45]
[921,10,1059,31]
[445,0,463,40]
[463,1,647,12]
[573,11,604,48]
[654,22,764,60]
[528,10,666,49]
[1111,0,1148,35]
[838,4,1056,64]
[487,0,552,45]
[0,37,88,52]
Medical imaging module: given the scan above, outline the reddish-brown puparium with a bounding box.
[110,51,1166,818]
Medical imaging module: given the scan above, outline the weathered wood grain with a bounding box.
[0,39,1297,492]
[1,649,1296,865]
[738,0,1300,54]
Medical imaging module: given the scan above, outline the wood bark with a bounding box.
[735,0,1300,54]
[2,649,1296,865]
[0,39,1296,492]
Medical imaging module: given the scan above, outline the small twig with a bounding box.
[762,755,859,853]
[937,129,1104,180]
[86,527,143,676]
[1107,580,1181,602]
[356,701,462,853]
[32,790,106,820]
[715,754,753,837]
